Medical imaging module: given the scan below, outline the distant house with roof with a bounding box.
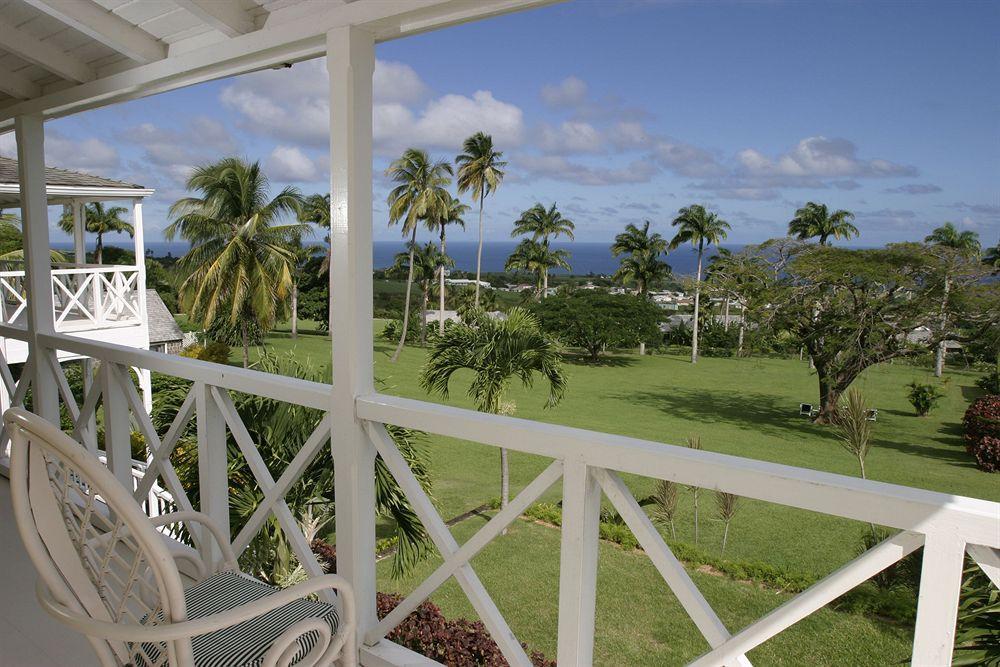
[145,290,184,354]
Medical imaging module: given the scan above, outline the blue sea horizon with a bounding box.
[57,240,745,277]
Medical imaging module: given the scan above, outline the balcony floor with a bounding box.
[0,475,97,667]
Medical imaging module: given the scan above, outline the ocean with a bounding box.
[64,240,742,277]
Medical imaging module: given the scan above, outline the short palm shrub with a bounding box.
[953,560,1000,665]
[906,380,945,416]
[963,395,1000,472]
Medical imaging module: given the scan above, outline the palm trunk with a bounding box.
[721,521,730,555]
[290,282,298,339]
[639,341,646,355]
[935,276,951,378]
[420,284,429,346]
[691,244,703,364]
[737,310,746,357]
[474,192,485,308]
[723,297,730,330]
[500,448,510,511]
[95,232,103,265]
[542,269,548,299]
[391,229,417,363]
[439,226,447,334]
[241,322,249,368]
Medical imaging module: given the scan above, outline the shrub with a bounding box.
[179,340,231,364]
[963,395,1000,472]
[953,560,1000,665]
[976,369,1000,395]
[375,592,555,666]
[906,380,945,416]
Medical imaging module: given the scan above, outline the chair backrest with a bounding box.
[5,408,190,665]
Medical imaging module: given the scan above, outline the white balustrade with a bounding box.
[2,326,996,667]
[0,264,141,330]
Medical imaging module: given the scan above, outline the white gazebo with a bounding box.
[0,2,997,666]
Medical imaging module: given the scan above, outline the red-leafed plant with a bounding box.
[963,395,1000,472]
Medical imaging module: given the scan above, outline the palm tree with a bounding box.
[505,239,570,300]
[925,222,981,377]
[451,285,498,321]
[611,220,670,296]
[298,193,332,329]
[420,307,565,511]
[165,158,306,367]
[58,202,133,264]
[389,242,450,346]
[386,148,453,362]
[670,204,731,364]
[787,202,858,246]
[985,240,1000,271]
[707,248,733,329]
[428,196,468,334]
[455,132,506,308]
[510,202,575,298]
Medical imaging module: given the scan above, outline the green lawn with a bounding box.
[223,318,994,664]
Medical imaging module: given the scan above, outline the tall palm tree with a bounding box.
[510,202,575,298]
[428,196,468,333]
[58,202,133,264]
[165,158,305,367]
[386,148,453,362]
[925,222,981,377]
[390,242,451,346]
[298,192,332,329]
[611,220,670,297]
[420,307,565,512]
[788,202,858,246]
[455,132,506,308]
[505,239,570,300]
[670,204,731,364]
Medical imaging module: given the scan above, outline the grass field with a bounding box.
[226,318,994,664]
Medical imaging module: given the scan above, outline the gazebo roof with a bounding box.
[0,156,153,206]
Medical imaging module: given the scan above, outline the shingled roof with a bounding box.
[0,156,145,190]
[146,290,183,345]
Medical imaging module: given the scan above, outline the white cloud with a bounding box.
[653,139,724,178]
[220,57,524,154]
[883,183,942,195]
[118,117,238,185]
[737,136,916,180]
[0,130,119,173]
[537,121,604,154]
[541,76,588,108]
[520,155,657,186]
[266,145,320,182]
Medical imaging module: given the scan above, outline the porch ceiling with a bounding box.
[0,0,558,128]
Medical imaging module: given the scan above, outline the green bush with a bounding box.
[906,380,945,416]
[976,369,1000,395]
[953,560,1000,665]
[179,340,231,364]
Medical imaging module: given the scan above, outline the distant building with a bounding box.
[424,310,461,324]
[146,290,184,354]
[446,278,491,289]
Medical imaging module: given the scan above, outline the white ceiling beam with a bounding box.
[20,0,167,64]
[171,0,256,38]
[0,0,558,125]
[0,18,96,83]
[0,65,41,99]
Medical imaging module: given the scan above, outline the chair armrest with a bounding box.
[38,573,356,645]
[148,511,239,572]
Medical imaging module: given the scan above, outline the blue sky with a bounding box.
[2,0,997,248]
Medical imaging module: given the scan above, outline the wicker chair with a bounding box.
[5,407,356,667]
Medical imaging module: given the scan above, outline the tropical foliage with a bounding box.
[531,292,663,360]
[611,220,670,296]
[166,158,306,366]
[456,132,506,307]
[58,201,134,264]
[787,202,858,246]
[511,202,575,298]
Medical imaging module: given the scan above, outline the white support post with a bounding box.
[72,200,86,266]
[912,533,966,665]
[327,24,377,647]
[132,199,149,341]
[137,367,152,416]
[195,381,229,568]
[557,460,602,665]
[100,362,133,489]
[15,114,58,423]
[81,358,97,439]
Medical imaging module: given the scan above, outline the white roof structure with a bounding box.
[0,0,553,126]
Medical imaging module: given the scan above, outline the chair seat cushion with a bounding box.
[138,571,339,667]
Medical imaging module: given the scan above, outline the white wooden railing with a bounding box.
[0,325,997,666]
[0,264,142,330]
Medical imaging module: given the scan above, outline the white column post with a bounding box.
[82,358,97,438]
[100,362,133,489]
[327,25,377,645]
[138,367,152,415]
[132,199,149,334]
[912,533,966,665]
[196,381,229,567]
[72,201,86,265]
[557,460,602,665]
[15,114,58,423]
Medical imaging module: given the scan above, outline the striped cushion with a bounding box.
[137,571,339,667]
